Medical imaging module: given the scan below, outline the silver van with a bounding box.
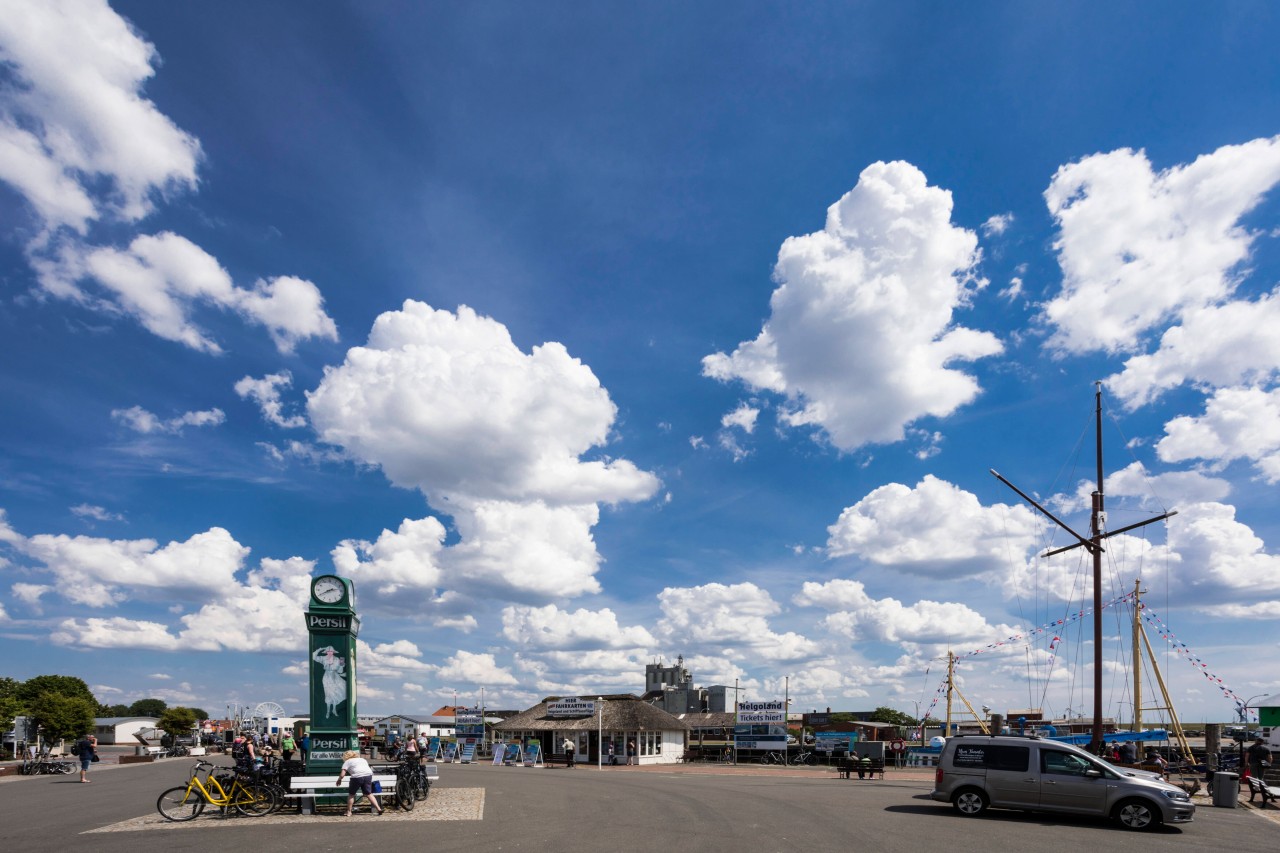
[930,734,1195,831]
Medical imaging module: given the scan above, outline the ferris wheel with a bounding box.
[252,701,287,726]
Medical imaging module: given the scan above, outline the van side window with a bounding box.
[1041,749,1091,776]
[952,744,1029,771]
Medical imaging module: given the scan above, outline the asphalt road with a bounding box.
[1,758,1275,853]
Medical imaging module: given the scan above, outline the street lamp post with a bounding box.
[1239,693,1267,769]
[597,698,604,770]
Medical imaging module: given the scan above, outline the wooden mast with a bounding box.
[1133,578,1143,734]
[991,382,1175,752]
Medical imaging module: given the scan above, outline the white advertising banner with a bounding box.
[547,698,598,718]
[737,700,785,724]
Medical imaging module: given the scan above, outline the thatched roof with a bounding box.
[494,696,690,732]
[673,711,737,730]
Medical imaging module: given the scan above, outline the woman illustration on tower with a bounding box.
[313,645,347,718]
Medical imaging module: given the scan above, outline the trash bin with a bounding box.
[1212,772,1238,808]
[135,745,145,756]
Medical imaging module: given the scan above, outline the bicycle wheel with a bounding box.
[157,786,206,821]
[394,784,415,812]
[265,782,288,814]
[234,783,277,816]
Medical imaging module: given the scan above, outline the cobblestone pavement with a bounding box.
[86,787,485,832]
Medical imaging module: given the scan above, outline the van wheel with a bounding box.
[1113,799,1162,831]
[952,788,989,816]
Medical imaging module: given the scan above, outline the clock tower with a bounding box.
[305,574,360,777]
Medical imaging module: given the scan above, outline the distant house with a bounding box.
[370,714,455,740]
[93,717,160,745]
[495,695,688,765]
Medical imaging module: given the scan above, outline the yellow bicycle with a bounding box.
[156,760,277,821]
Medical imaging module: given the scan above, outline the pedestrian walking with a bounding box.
[563,737,575,768]
[281,730,296,762]
[1247,737,1272,780]
[627,739,636,765]
[607,740,616,765]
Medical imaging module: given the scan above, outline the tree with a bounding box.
[27,691,96,742]
[158,707,198,740]
[868,706,918,727]
[98,703,131,717]
[128,698,168,717]
[0,695,22,739]
[15,675,96,707]
[188,707,210,721]
[0,678,20,736]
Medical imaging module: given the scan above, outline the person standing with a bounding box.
[607,740,615,766]
[336,749,384,816]
[75,733,97,783]
[232,732,259,772]
[281,730,296,762]
[1247,737,1272,780]
[563,737,575,768]
[626,740,636,766]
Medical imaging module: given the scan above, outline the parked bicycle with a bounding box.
[156,760,278,821]
[789,750,814,766]
[20,753,74,775]
[397,756,432,800]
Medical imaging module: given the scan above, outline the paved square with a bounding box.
[86,787,485,832]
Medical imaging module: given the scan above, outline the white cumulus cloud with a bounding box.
[1043,137,1280,357]
[702,161,1002,451]
[235,371,308,428]
[826,475,1040,578]
[311,301,660,607]
[502,604,656,650]
[0,2,337,354]
[656,582,820,662]
[112,403,225,434]
[1156,386,1280,483]
[0,0,200,232]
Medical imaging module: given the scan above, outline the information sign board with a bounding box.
[737,700,785,724]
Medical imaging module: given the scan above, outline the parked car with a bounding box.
[931,734,1195,831]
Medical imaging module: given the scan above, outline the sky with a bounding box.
[2,0,1279,726]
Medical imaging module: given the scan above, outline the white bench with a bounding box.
[1247,774,1279,807]
[286,774,399,814]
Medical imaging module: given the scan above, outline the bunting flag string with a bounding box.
[953,590,1137,662]
[920,593,1244,724]
[1137,604,1248,714]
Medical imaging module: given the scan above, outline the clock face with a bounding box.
[313,576,345,604]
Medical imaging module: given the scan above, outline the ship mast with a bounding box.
[991,382,1175,752]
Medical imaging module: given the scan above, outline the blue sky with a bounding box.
[2,0,1279,725]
